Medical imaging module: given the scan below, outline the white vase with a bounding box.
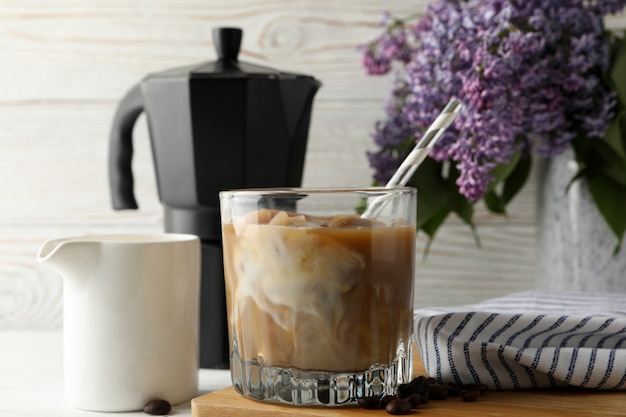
[536,147,626,292]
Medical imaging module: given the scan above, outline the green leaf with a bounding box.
[484,189,506,214]
[585,138,626,187]
[586,174,626,253]
[451,193,480,247]
[610,32,626,105]
[598,111,626,162]
[409,158,452,231]
[489,149,522,187]
[444,163,475,226]
[565,167,587,194]
[501,154,532,205]
[408,159,481,254]
[450,190,475,226]
[445,163,480,246]
[420,205,451,237]
[420,205,453,261]
[483,150,530,215]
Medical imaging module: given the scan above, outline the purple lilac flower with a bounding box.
[362,0,626,201]
[359,15,414,76]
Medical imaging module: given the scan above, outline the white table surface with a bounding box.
[0,331,232,417]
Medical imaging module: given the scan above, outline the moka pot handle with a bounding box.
[108,83,144,210]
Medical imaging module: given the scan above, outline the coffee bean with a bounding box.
[143,399,171,415]
[385,398,412,415]
[472,383,489,393]
[406,376,430,402]
[418,387,430,403]
[426,382,449,400]
[357,395,381,409]
[443,382,461,396]
[460,388,481,402]
[409,375,426,387]
[380,395,397,407]
[406,393,421,408]
[356,378,487,413]
[396,383,413,398]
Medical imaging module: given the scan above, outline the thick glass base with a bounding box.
[230,343,412,406]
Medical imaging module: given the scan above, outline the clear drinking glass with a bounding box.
[219,187,417,406]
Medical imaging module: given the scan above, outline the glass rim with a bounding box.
[219,186,416,198]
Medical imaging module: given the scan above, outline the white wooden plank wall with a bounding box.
[1,1,625,330]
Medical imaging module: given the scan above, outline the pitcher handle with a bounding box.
[108,83,144,210]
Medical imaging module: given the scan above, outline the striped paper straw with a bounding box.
[361,98,462,219]
[385,98,462,188]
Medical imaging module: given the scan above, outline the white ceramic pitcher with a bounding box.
[37,234,201,412]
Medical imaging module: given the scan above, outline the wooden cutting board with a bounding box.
[191,385,626,417]
[191,355,626,417]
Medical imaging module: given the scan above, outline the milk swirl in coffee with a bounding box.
[222,208,415,373]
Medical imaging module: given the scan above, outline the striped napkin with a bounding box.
[414,290,626,390]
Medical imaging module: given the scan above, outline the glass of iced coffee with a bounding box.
[219,187,416,406]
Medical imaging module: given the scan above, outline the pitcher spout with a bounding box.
[37,238,66,263]
[37,237,98,280]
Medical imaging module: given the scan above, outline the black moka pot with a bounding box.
[108,27,321,368]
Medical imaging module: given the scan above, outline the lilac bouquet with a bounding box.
[361,0,626,251]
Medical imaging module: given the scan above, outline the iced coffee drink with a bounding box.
[220,188,416,406]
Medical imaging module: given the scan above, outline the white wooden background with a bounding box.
[1,1,625,330]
